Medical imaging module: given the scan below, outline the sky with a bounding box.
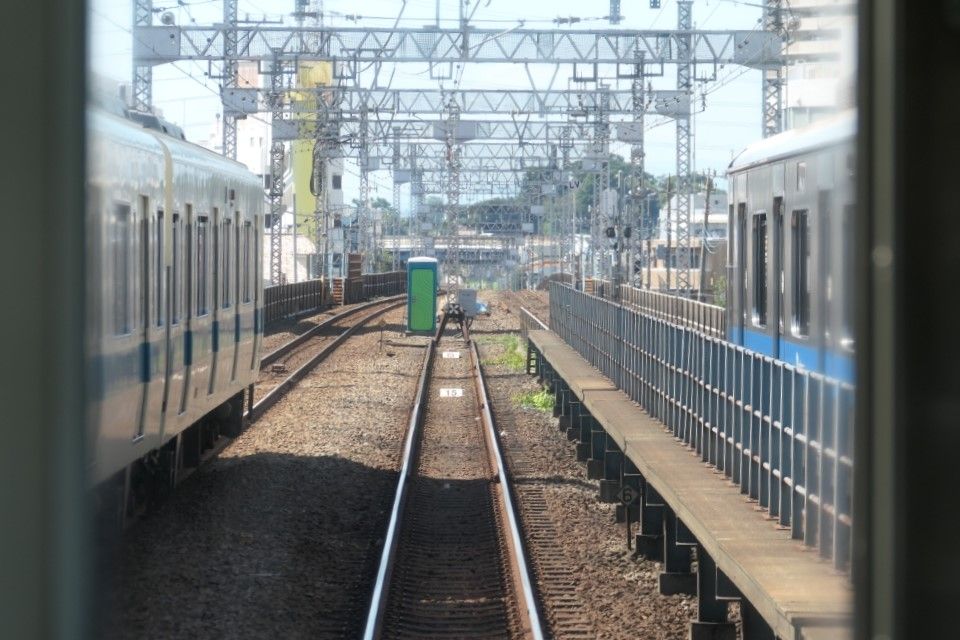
[89,0,772,202]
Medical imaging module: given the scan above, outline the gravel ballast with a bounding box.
[100,310,429,639]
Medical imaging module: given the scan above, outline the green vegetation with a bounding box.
[712,274,727,309]
[513,388,555,412]
[480,334,526,371]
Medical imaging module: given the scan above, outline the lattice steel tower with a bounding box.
[763,0,785,137]
[674,0,694,297]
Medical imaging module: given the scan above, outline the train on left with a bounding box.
[86,94,264,525]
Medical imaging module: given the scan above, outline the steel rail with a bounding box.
[247,299,405,422]
[361,338,545,640]
[361,340,435,640]
[469,340,546,640]
[261,294,406,368]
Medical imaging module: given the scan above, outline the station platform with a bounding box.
[527,329,852,640]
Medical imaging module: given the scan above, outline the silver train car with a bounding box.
[726,110,856,382]
[86,105,263,512]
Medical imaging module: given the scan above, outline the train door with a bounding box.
[221,212,238,383]
[136,195,150,441]
[232,213,244,382]
[251,214,261,372]
[208,207,220,395]
[179,204,193,416]
[149,205,167,441]
[772,196,784,359]
[166,211,181,420]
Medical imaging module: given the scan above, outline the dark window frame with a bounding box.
[792,208,811,337]
[752,211,768,328]
[112,202,132,335]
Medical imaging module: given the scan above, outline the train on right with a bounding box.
[725,109,856,383]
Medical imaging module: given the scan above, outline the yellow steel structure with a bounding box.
[292,61,332,220]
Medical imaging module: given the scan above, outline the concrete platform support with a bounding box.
[557,386,579,429]
[598,435,623,503]
[636,480,664,561]
[561,397,581,432]
[576,413,596,461]
[552,379,566,418]
[616,458,643,524]
[739,597,776,639]
[587,419,606,479]
[659,507,697,595]
[690,545,737,640]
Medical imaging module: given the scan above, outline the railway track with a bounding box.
[249,296,405,419]
[165,296,405,491]
[363,336,545,640]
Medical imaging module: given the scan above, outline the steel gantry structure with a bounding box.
[133,5,795,288]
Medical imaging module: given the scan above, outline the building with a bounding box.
[782,0,857,129]
[203,62,347,284]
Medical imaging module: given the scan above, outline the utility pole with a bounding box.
[132,0,153,110]
[675,0,694,297]
[665,176,673,292]
[629,48,646,289]
[268,53,285,286]
[221,0,239,159]
[699,175,714,300]
[444,96,462,302]
[763,0,785,137]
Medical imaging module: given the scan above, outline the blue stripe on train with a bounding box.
[738,326,855,384]
[254,307,263,335]
[741,328,775,356]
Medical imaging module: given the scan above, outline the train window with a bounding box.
[222,218,231,308]
[112,203,132,335]
[156,210,164,327]
[172,214,180,324]
[753,212,768,327]
[197,216,208,316]
[797,162,807,192]
[242,221,251,303]
[332,174,342,190]
[792,209,811,336]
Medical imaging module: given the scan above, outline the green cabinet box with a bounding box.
[406,257,438,333]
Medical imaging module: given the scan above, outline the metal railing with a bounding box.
[264,272,407,325]
[549,282,854,571]
[263,279,326,326]
[362,271,406,299]
[518,306,549,342]
[617,284,726,339]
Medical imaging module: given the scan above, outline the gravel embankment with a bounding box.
[100,309,429,639]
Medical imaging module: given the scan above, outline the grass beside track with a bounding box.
[513,388,555,412]
[479,334,527,371]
